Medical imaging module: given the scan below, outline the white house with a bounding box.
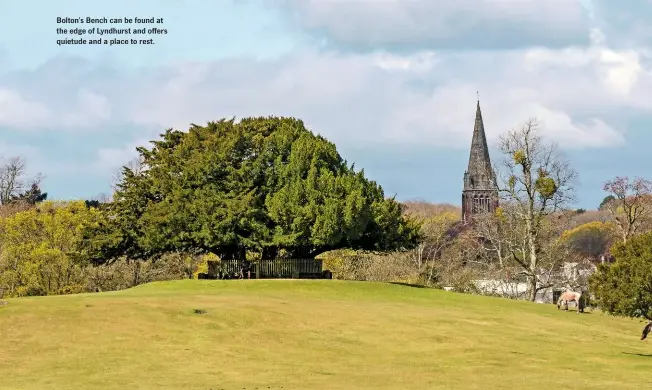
[447,262,597,303]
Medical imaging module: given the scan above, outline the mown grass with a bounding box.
[0,280,651,389]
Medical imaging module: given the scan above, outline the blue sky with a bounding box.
[0,0,651,209]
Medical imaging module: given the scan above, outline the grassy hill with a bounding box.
[0,280,650,389]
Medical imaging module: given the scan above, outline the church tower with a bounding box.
[462,99,499,224]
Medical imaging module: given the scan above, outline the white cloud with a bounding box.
[275,0,591,50]
[0,89,51,128]
[372,51,439,72]
[1,28,650,172]
[381,84,625,149]
[518,107,623,148]
[0,87,111,130]
[61,90,112,127]
[523,29,652,109]
[110,37,648,150]
[0,140,40,161]
[95,138,150,173]
[599,49,642,95]
[585,0,652,48]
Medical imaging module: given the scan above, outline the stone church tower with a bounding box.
[462,100,499,224]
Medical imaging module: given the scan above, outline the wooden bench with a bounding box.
[205,259,330,279]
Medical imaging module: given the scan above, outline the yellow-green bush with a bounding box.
[0,201,103,297]
[193,253,219,279]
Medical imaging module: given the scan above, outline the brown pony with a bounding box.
[641,322,652,340]
[557,290,584,313]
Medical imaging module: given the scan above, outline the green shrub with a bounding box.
[59,284,86,295]
[15,285,47,297]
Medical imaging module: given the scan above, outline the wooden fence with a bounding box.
[206,258,328,279]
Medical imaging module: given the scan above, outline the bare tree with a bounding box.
[407,211,458,285]
[111,155,147,192]
[0,157,43,205]
[602,176,652,243]
[435,232,484,292]
[534,214,583,290]
[402,199,461,219]
[95,192,113,203]
[473,205,577,300]
[472,206,521,269]
[0,157,27,204]
[495,118,578,301]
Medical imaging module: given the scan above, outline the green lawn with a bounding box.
[0,280,651,389]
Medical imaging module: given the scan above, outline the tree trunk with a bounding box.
[527,223,538,302]
[132,260,141,287]
[426,262,436,286]
[527,275,537,301]
[307,246,331,259]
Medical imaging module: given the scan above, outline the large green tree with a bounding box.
[87,117,419,262]
[589,232,652,319]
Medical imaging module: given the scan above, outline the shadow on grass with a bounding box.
[389,282,428,289]
[557,309,593,314]
[622,352,652,358]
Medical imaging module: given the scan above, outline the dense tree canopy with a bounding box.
[86,117,419,262]
[589,232,652,319]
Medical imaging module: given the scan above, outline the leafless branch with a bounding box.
[489,118,578,301]
[602,176,652,243]
[111,155,147,192]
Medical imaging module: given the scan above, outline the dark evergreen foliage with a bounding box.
[590,232,652,319]
[83,117,420,263]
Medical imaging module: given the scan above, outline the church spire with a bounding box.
[461,98,498,224]
[465,99,493,185]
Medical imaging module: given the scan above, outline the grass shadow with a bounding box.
[558,311,592,314]
[389,282,428,289]
[558,308,593,314]
[622,352,652,358]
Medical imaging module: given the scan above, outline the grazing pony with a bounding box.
[641,322,652,340]
[557,290,584,313]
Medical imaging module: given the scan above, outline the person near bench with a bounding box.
[240,260,252,279]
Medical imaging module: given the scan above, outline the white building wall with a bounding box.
[446,262,597,303]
